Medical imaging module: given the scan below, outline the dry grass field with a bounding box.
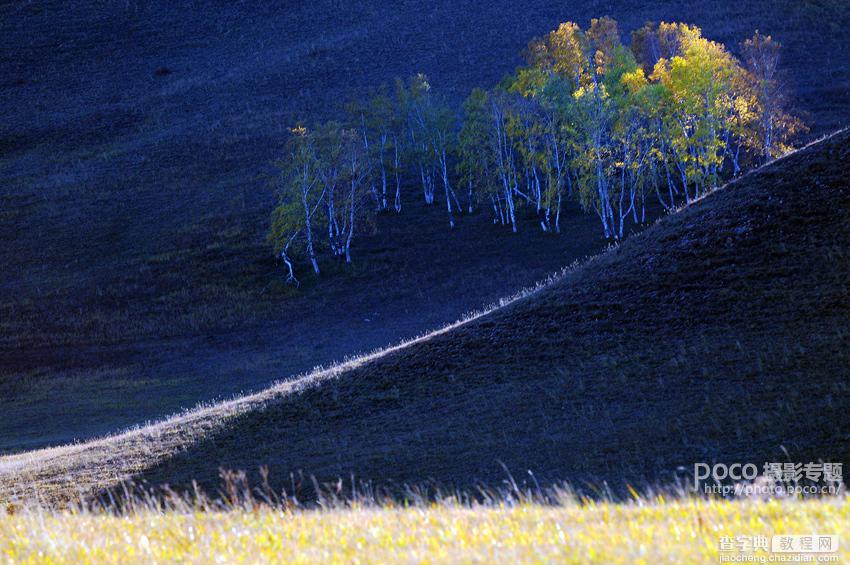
[2,496,848,564]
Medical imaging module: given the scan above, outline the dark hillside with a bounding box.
[3,130,848,503]
[2,0,850,451]
[0,195,613,453]
[142,131,850,493]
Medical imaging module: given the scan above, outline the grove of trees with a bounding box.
[270,19,803,285]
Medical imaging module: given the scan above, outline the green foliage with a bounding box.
[457,88,493,207]
[268,126,318,257]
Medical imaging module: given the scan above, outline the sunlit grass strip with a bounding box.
[2,498,848,564]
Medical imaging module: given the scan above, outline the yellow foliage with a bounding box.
[621,68,648,93]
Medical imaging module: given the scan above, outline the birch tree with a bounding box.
[340,127,372,263]
[398,74,438,206]
[427,99,462,228]
[363,89,395,210]
[538,76,579,233]
[740,32,805,163]
[390,85,407,213]
[515,45,580,232]
[269,126,325,284]
[314,122,347,259]
[458,88,494,215]
[652,33,742,199]
[489,90,520,232]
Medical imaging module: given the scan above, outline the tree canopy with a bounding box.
[269,19,804,283]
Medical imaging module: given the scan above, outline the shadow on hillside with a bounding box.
[128,132,850,500]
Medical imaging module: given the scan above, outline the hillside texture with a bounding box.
[2,130,848,504]
[2,0,850,453]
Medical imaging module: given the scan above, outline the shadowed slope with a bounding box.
[2,131,849,503]
[4,0,850,456]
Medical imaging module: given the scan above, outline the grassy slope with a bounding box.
[2,130,848,504]
[0,194,612,454]
[2,0,850,453]
[3,498,849,564]
[3,0,849,346]
[0,0,850,451]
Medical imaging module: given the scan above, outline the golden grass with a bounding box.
[1,497,847,564]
